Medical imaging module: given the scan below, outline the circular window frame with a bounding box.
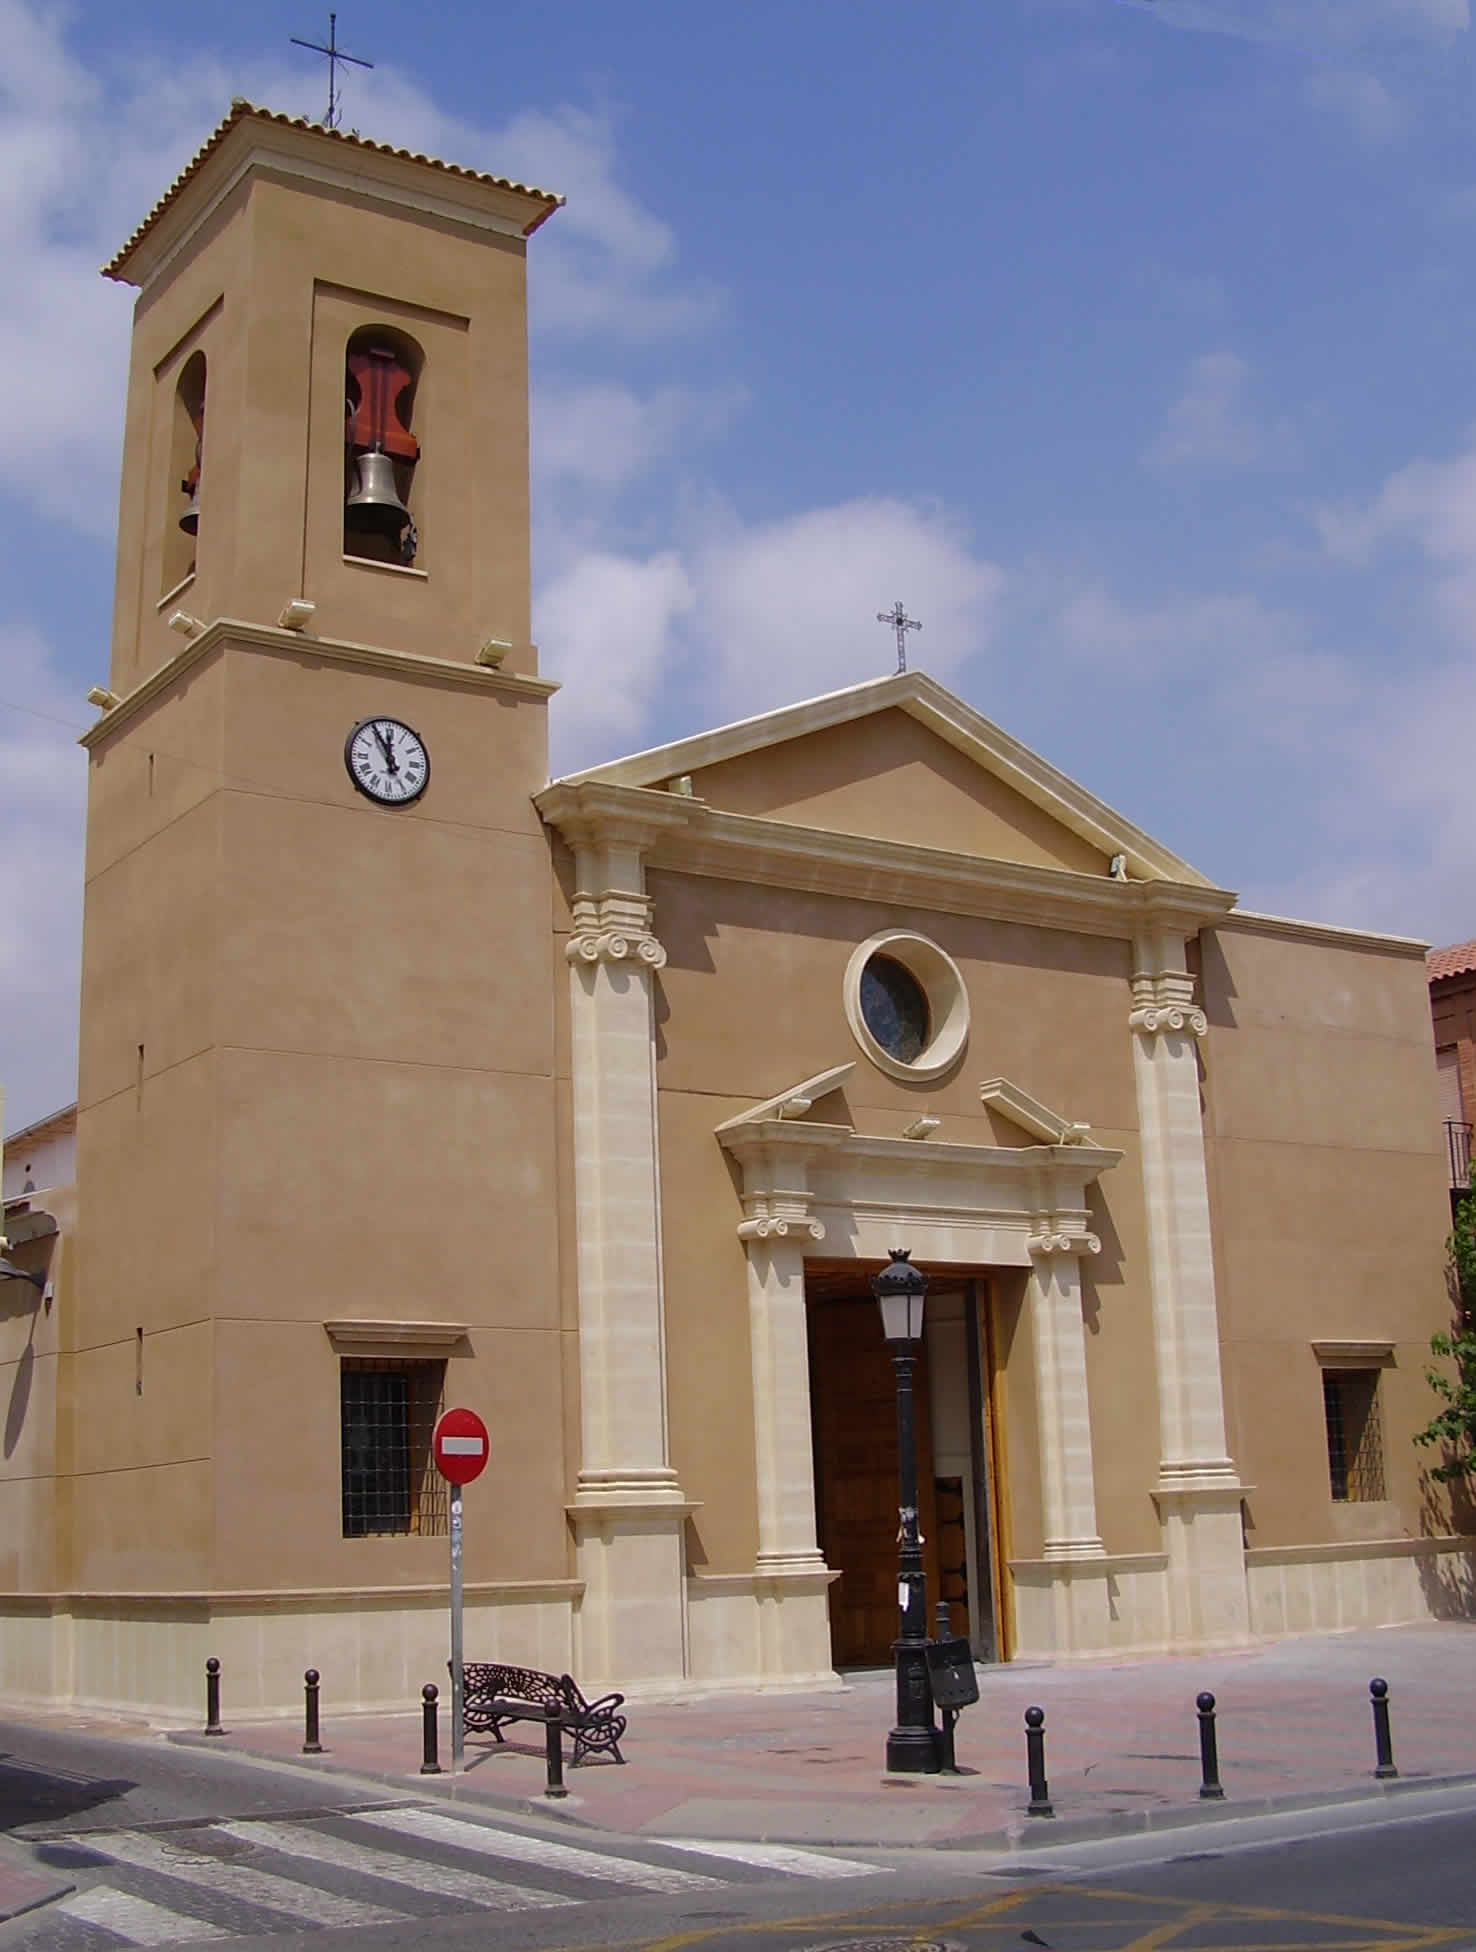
[844,930,970,1082]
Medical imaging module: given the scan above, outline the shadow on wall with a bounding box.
[1416,1468,1476,1620]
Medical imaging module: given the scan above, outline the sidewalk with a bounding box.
[165,1621,1476,1849]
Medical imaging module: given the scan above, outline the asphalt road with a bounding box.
[0,1716,1473,1950]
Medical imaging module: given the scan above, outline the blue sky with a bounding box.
[3,0,1475,1128]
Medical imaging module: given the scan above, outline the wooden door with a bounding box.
[809,1295,940,1668]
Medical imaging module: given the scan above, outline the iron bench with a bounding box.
[459,1662,627,1765]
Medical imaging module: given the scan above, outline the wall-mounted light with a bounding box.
[278,599,317,632]
[476,639,511,670]
[86,687,121,711]
[167,611,204,639]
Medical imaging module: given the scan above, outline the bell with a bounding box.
[178,477,199,537]
[345,448,412,539]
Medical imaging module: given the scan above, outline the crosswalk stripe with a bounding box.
[215,1817,578,1911]
[656,1838,885,1879]
[56,1887,231,1944]
[351,1806,727,1894]
[82,1829,410,1930]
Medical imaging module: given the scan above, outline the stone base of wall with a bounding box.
[686,1569,842,1693]
[1011,1537,1476,1659]
[0,1583,581,1721]
[1245,1536,1476,1636]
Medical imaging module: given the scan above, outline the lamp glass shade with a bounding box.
[876,1286,926,1344]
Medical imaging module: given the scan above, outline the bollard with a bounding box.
[935,1601,950,1639]
[420,1683,442,1775]
[302,1669,323,1755]
[204,1657,225,1737]
[544,1701,568,1799]
[1196,1691,1224,1800]
[1370,1678,1398,1780]
[1025,1706,1053,1817]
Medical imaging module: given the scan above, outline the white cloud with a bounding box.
[1133,0,1467,50]
[1146,352,1287,469]
[534,383,741,493]
[542,497,1006,767]
[0,631,87,1129]
[1305,68,1404,142]
[542,551,695,771]
[692,499,1005,722]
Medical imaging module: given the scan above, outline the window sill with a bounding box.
[342,554,429,581]
[157,570,197,610]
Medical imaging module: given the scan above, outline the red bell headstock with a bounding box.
[346,346,420,460]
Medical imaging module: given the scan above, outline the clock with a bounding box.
[345,717,429,806]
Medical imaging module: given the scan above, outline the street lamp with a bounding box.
[870,1247,939,1774]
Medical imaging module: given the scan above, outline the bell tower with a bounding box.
[67,105,574,1710]
[103,100,560,685]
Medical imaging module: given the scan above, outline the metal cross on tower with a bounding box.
[877,600,922,674]
[291,13,374,130]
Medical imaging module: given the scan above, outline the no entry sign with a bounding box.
[433,1407,490,1486]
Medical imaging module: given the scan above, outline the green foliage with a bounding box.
[1414,1166,1476,1484]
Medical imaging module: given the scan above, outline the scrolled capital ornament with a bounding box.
[1129,1002,1207,1038]
[737,1216,826,1243]
[567,928,667,969]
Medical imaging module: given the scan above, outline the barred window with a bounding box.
[340,1358,448,1537]
[1322,1369,1386,1503]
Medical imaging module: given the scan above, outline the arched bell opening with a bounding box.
[162,350,206,595]
[344,325,423,568]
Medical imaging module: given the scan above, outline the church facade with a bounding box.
[0,103,1468,1719]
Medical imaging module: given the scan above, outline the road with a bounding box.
[0,1716,1473,1950]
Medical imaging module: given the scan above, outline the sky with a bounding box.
[3,0,1476,1130]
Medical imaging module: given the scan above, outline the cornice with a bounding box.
[534,778,697,854]
[639,798,1236,941]
[1220,909,1429,961]
[80,619,556,751]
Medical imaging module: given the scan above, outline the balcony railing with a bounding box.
[1448,1119,1473,1192]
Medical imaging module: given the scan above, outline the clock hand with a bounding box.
[374,722,399,774]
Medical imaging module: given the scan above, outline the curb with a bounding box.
[939,1769,1476,1852]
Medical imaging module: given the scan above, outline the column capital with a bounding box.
[1129,969,1207,1038]
[566,888,666,969]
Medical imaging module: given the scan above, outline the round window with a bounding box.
[860,955,930,1064]
[844,931,969,1082]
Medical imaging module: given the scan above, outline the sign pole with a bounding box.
[450,1481,464,1773]
[431,1406,487,1780]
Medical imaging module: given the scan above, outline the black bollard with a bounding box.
[204,1657,225,1737]
[1025,1706,1053,1817]
[1196,1691,1224,1800]
[1370,1678,1398,1780]
[544,1701,567,1799]
[420,1683,442,1776]
[302,1669,323,1755]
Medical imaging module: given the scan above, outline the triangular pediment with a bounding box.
[564,672,1210,885]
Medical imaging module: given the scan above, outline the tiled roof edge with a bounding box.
[103,98,564,280]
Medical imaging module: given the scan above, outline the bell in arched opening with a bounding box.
[344,342,420,563]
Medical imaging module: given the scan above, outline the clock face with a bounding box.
[345,717,429,805]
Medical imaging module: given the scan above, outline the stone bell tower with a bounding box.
[63,105,573,1715]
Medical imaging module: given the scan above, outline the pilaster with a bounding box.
[539,786,697,1690]
[1131,924,1250,1648]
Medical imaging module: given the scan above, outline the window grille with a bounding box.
[340,1358,447,1537]
[1322,1369,1386,1503]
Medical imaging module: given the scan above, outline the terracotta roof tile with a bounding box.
[1428,939,1476,982]
[103,99,563,281]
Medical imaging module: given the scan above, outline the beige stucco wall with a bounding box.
[1201,920,1453,1551]
[686,710,1111,874]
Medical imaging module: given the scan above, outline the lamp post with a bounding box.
[871,1247,940,1774]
